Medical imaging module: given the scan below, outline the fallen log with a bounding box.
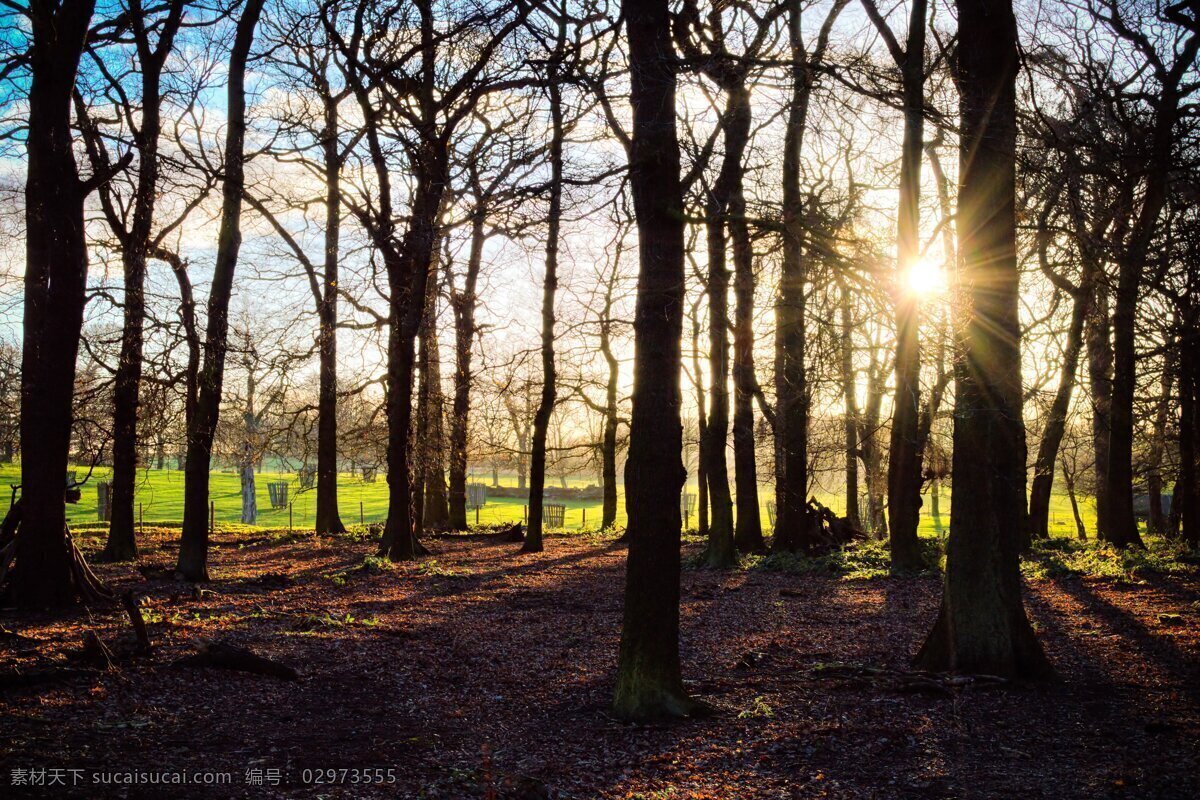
[805,497,867,551]
[175,640,299,681]
[490,522,525,543]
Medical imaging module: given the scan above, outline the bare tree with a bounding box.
[177,0,267,581]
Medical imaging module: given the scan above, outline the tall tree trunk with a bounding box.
[1145,356,1174,535]
[1026,288,1088,542]
[315,88,346,535]
[697,81,752,566]
[600,316,620,530]
[729,215,762,552]
[859,352,888,539]
[416,252,449,531]
[448,213,485,531]
[613,0,699,720]
[1062,458,1087,540]
[840,281,861,530]
[915,0,1052,678]
[515,422,529,490]
[886,0,928,573]
[380,166,446,562]
[422,366,449,530]
[241,370,258,525]
[691,304,709,537]
[13,0,97,608]
[1086,283,1113,541]
[413,304,429,536]
[177,0,265,581]
[105,234,148,559]
[240,452,257,524]
[1180,318,1199,548]
[727,88,763,555]
[701,212,736,566]
[1105,281,1147,548]
[524,59,564,554]
[930,477,943,535]
[775,0,849,554]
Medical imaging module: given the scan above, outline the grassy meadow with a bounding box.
[0,461,1098,539]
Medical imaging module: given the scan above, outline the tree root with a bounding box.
[67,533,116,605]
[0,499,116,607]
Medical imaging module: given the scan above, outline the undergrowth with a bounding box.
[734,537,942,580]
[1022,536,1196,580]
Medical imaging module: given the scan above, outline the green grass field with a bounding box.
[0,461,1097,537]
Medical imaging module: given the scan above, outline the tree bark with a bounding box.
[1145,357,1174,536]
[915,0,1052,679]
[1180,317,1199,548]
[885,0,928,573]
[447,213,485,531]
[859,348,889,539]
[315,85,346,535]
[697,83,746,566]
[600,304,621,531]
[1086,282,1114,542]
[14,0,98,608]
[380,164,445,562]
[416,249,449,532]
[524,53,565,554]
[726,87,763,555]
[177,0,265,581]
[613,0,699,720]
[240,369,258,525]
[839,281,861,531]
[1062,457,1087,540]
[691,302,709,537]
[700,216,736,565]
[773,0,814,555]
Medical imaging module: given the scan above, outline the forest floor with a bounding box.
[1,527,1198,799]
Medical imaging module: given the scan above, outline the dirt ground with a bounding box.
[1,529,1198,799]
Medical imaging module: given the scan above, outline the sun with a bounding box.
[904,257,948,298]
